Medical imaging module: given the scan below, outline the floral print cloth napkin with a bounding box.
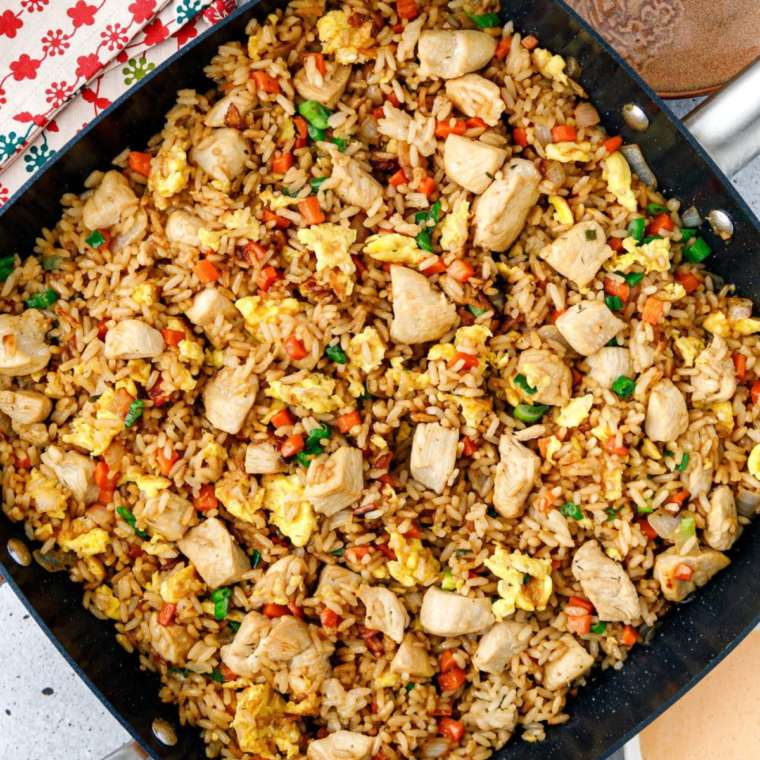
[0,0,244,207]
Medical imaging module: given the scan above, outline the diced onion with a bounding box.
[112,208,147,253]
[574,102,600,127]
[619,144,657,188]
[421,739,451,758]
[736,488,760,518]
[544,159,566,187]
[565,57,582,81]
[681,205,703,228]
[86,504,113,527]
[647,508,681,540]
[535,123,553,146]
[622,103,650,131]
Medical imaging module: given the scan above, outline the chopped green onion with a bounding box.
[627,217,646,242]
[585,229,598,241]
[296,444,321,467]
[679,228,697,242]
[605,506,623,522]
[85,229,108,250]
[642,236,662,245]
[325,343,348,364]
[25,288,59,310]
[330,547,345,557]
[663,450,674,459]
[332,137,348,152]
[124,399,145,428]
[281,186,296,197]
[416,229,434,253]
[605,295,623,311]
[251,549,261,569]
[467,304,487,318]
[468,12,500,27]
[647,203,668,215]
[310,177,327,193]
[611,376,636,398]
[307,123,326,142]
[676,453,690,471]
[590,621,607,635]
[514,403,549,423]
[306,423,331,447]
[513,373,536,395]
[116,507,146,538]
[455,549,472,557]
[442,568,456,591]
[487,507,498,518]
[0,254,16,282]
[560,502,584,520]
[168,667,189,678]
[683,237,712,263]
[606,337,618,347]
[637,504,654,514]
[619,271,644,287]
[212,587,232,620]
[405,683,415,692]
[228,620,241,633]
[298,100,332,130]
[675,514,696,555]
[428,200,442,223]
[210,670,225,683]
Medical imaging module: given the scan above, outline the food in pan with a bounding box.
[1,0,758,758]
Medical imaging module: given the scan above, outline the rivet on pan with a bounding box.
[622,103,649,132]
[7,538,31,566]
[707,209,734,240]
[152,718,178,747]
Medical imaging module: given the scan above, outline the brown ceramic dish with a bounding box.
[566,0,760,97]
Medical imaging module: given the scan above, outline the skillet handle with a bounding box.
[101,741,148,760]
[683,57,760,178]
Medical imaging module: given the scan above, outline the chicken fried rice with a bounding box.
[2,1,760,758]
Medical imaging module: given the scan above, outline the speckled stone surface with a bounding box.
[1,99,759,760]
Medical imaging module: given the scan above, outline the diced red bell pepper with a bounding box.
[157,602,177,627]
[439,717,464,742]
[194,484,217,512]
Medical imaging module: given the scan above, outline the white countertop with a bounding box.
[2,98,760,760]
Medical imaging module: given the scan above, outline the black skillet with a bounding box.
[2,1,760,758]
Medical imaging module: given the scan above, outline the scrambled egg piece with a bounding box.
[641,439,661,460]
[385,357,430,391]
[748,444,760,479]
[92,585,120,620]
[703,312,730,337]
[200,212,262,252]
[347,327,385,373]
[149,142,190,200]
[532,49,568,85]
[179,339,204,364]
[549,195,574,225]
[317,10,375,65]
[706,401,734,434]
[28,469,67,518]
[602,151,637,212]
[607,236,671,273]
[546,141,591,163]
[557,394,594,428]
[387,531,440,587]
[279,116,295,145]
[216,472,262,524]
[485,548,553,620]
[62,388,124,456]
[428,343,457,362]
[231,684,301,759]
[261,474,316,547]
[439,198,470,253]
[198,228,223,252]
[297,224,357,296]
[439,392,491,429]
[119,472,171,497]
[235,296,303,337]
[543,436,562,464]
[141,536,177,557]
[160,565,203,603]
[605,468,623,500]
[266,373,343,414]
[455,325,492,351]
[661,283,687,302]
[205,349,224,368]
[733,318,760,336]
[132,282,157,305]
[376,672,399,688]
[127,359,152,385]
[61,528,111,558]
[364,233,422,266]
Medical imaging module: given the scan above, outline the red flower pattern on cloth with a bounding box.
[128,0,158,24]
[75,53,103,80]
[174,17,199,46]
[22,0,50,13]
[143,18,170,46]
[9,55,41,82]
[203,0,237,24]
[41,29,71,56]
[67,1,99,29]
[101,23,129,51]
[45,82,74,108]
[0,10,24,39]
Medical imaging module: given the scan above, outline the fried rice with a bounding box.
[2,1,760,758]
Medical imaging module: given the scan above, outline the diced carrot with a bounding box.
[194,259,221,284]
[752,380,760,405]
[319,607,341,629]
[551,125,577,143]
[223,665,238,682]
[435,119,467,138]
[109,387,136,418]
[461,436,479,457]
[608,236,624,252]
[419,176,436,198]
[294,115,308,149]
[648,212,674,235]
[604,278,631,303]
[285,334,307,361]
[378,474,394,488]
[303,53,326,76]
[447,259,475,282]
[242,241,268,262]
[567,615,592,634]
[439,649,458,673]
[551,559,562,570]
[431,703,453,717]
[338,411,362,434]
[639,519,658,541]
[733,353,747,381]
[675,271,700,294]
[94,460,112,491]
[521,34,539,50]
[389,168,408,188]
[641,296,664,325]
[622,624,638,647]
[674,563,694,581]
[252,70,280,94]
[603,436,630,457]
[404,523,421,539]
[376,540,397,561]
[157,445,178,477]
[272,150,293,174]
[346,546,371,564]
[438,666,467,692]
[397,0,418,20]
[466,117,487,131]
[373,106,386,120]
[287,601,304,618]
[194,484,217,512]
[439,717,465,743]
[263,603,291,618]
[271,409,293,429]
[666,489,691,511]
[127,545,143,559]
[161,328,185,347]
[551,308,567,325]
[352,254,367,275]
[512,127,528,147]
[603,135,623,153]
[257,266,280,292]
[157,602,177,627]
[281,434,304,458]
[298,196,325,225]
[97,320,109,340]
[537,436,554,458]
[385,91,400,107]
[128,151,152,177]
[421,255,447,275]
[569,595,595,613]
[448,352,479,371]
[262,209,291,229]
[495,36,512,59]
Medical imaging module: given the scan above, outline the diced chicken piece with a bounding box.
[464,700,518,732]
[542,634,595,691]
[645,379,689,443]
[517,348,571,406]
[308,731,375,760]
[205,91,255,127]
[220,611,270,678]
[41,445,98,504]
[445,73,505,126]
[321,678,372,725]
[189,128,250,185]
[165,210,203,247]
[538,221,613,289]
[149,613,194,665]
[493,432,540,519]
[473,621,533,674]
[704,485,740,551]
[571,540,640,623]
[104,319,165,360]
[358,585,409,644]
[0,389,52,424]
[203,366,258,435]
[255,615,314,663]
[294,61,352,109]
[630,320,655,373]
[691,335,737,404]
[245,442,285,474]
[419,586,494,636]
[653,546,730,602]
[0,311,51,377]
[331,152,383,209]
[443,134,507,195]
[417,30,498,80]
[12,420,49,448]
[555,301,625,356]
[82,170,138,230]
[135,491,197,542]
[410,422,458,494]
[586,347,633,389]
[253,555,308,605]
[684,451,714,499]
[177,517,251,590]
[472,158,542,252]
[288,638,334,696]
[185,288,239,349]
[315,564,362,603]
[390,632,435,677]
[305,447,363,516]
[390,266,456,344]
